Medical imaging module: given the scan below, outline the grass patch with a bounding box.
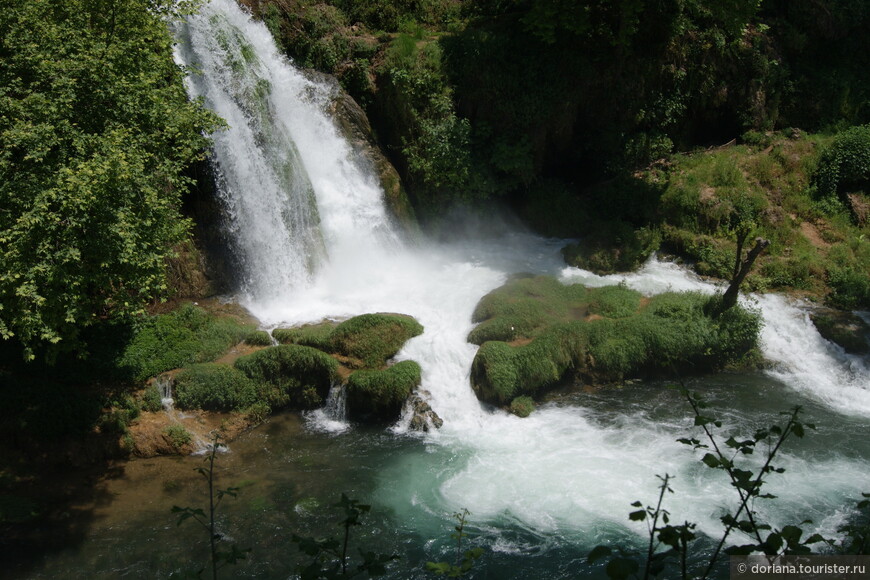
[119,303,253,382]
[468,275,588,344]
[587,284,642,318]
[346,360,422,421]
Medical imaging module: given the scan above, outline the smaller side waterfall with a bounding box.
[305,382,349,433]
[155,374,175,413]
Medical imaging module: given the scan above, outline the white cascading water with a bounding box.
[175,0,870,551]
[173,2,400,301]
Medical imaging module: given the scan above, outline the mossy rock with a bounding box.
[469,277,762,405]
[810,309,870,355]
[272,321,336,349]
[509,396,535,418]
[471,325,580,404]
[272,313,423,369]
[346,360,422,421]
[330,313,423,368]
[468,275,588,344]
[234,345,339,409]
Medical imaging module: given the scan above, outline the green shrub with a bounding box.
[141,383,164,413]
[470,341,520,403]
[243,401,272,425]
[741,130,774,148]
[828,266,870,309]
[758,255,823,291]
[471,328,577,404]
[814,124,870,198]
[825,240,870,309]
[98,408,134,435]
[234,345,339,409]
[163,424,192,450]
[173,364,259,412]
[585,320,648,378]
[119,303,253,382]
[329,314,423,368]
[661,227,736,279]
[346,360,421,421]
[660,183,702,230]
[509,396,535,418]
[244,330,273,346]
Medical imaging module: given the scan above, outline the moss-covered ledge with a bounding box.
[273,312,423,369]
[267,312,426,421]
[469,276,762,409]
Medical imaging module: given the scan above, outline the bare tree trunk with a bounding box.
[721,237,769,311]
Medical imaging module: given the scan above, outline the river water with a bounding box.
[20,0,870,577]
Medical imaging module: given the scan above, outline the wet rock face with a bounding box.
[406,391,443,431]
[810,308,870,356]
[307,70,418,234]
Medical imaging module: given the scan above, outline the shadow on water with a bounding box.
[0,326,140,579]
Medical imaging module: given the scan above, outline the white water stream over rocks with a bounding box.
[171,0,870,574]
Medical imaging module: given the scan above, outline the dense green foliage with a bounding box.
[244,330,274,346]
[346,360,422,420]
[234,344,339,409]
[173,363,259,412]
[814,124,870,199]
[0,0,221,359]
[118,303,253,382]
[470,278,761,404]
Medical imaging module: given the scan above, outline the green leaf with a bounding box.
[781,525,803,545]
[629,509,648,521]
[587,545,612,563]
[701,453,721,468]
[606,557,639,580]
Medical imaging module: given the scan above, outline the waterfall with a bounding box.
[562,258,870,415]
[155,374,175,413]
[306,382,350,433]
[173,0,401,302]
[173,0,870,555]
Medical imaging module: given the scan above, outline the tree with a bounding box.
[0,0,221,360]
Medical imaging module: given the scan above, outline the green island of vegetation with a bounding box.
[468,276,761,411]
